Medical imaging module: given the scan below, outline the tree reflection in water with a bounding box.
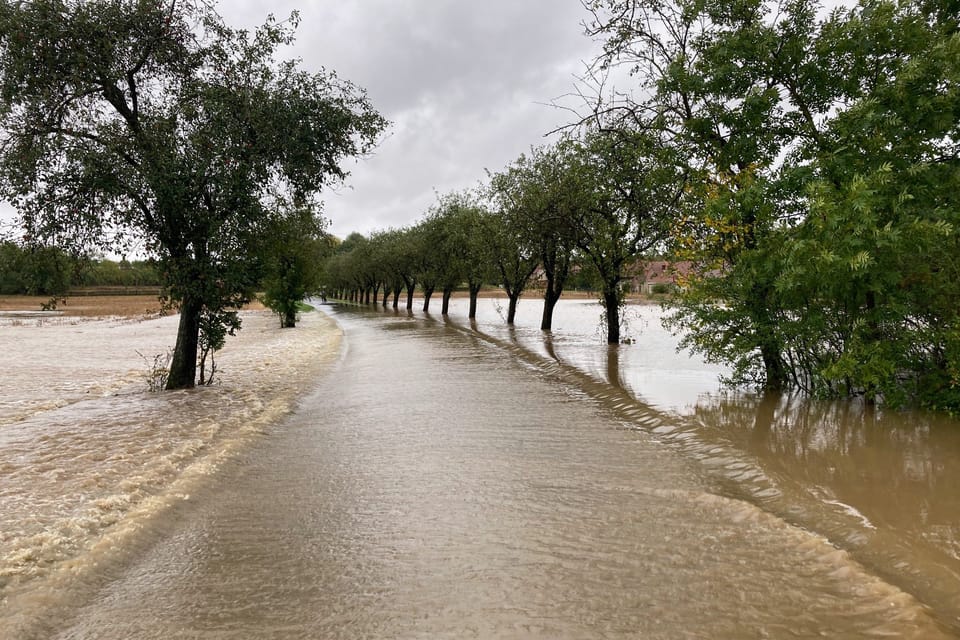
[689,391,960,624]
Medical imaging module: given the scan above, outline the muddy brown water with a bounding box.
[3,299,960,638]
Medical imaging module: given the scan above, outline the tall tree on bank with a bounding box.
[0,1,386,389]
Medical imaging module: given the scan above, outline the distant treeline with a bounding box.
[0,241,160,295]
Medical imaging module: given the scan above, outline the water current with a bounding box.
[2,298,960,638]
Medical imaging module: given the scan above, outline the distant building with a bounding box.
[627,260,695,294]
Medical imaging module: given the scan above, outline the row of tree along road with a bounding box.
[321,133,683,346]
[324,0,960,411]
[1,0,958,411]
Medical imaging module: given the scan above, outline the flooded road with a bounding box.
[18,300,955,639]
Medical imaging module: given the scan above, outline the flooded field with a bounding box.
[0,310,341,636]
[3,298,960,638]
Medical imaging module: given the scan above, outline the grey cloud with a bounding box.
[0,1,603,243]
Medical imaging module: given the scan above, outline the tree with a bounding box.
[488,143,582,330]
[259,209,329,328]
[411,218,442,312]
[771,0,960,406]
[335,232,374,303]
[0,1,386,389]
[586,0,960,406]
[0,239,76,296]
[582,0,807,382]
[480,207,538,325]
[569,129,685,344]
[428,190,493,317]
[391,227,422,311]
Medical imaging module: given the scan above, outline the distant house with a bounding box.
[627,260,695,294]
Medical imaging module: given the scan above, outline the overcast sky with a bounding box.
[255,0,604,239]
[0,1,604,244]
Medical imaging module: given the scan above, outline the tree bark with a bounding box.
[405,284,415,310]
[539,239,571,331]
[422,287,434,312]
[750,285,789,390]
[541,290,561,331]
[441,287,453,315]
[507,293,520,324]
[392,285,402,309]
[602,286,621,344]
[282,307,296,328]
[468,283,482,319]
[540,266,567,332]
[166,293,202,389]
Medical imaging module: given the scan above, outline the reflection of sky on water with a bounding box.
[438,296,728,414]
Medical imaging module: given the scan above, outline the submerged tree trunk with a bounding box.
[540,264,566,331]
[282,307,296,328]
[750,287,789,391]
[392,284,402,309]
[422,286,434,312]
[760,343,788,391]
[166,293,202,390]
[507,293,520,324]
[405,283,415,310]
[539,242,571,331]
[541,290,561,331]
[468,282,482,319]
[602,286,621,344]
[441,286,453,315]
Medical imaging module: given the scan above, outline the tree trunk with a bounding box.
[507,293,520,324]
[166,293,202,390]
[541,290,561,331]
[750,287,789,390]
[760,343,788,391]
[541,268,565,331]
[405,284,415,310]
[468,283,481,319]
[422,286,434,312]
[372,284,379,306]
[441,286,453,315]
[539,241,571,331]
[602,286,621,344]
[283,307,296,328]
[392,285,402,309]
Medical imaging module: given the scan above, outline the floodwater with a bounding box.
[2,298,960,638]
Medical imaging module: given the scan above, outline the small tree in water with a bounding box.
[259,209,330,328]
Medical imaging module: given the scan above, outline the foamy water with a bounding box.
[0,310,341,603]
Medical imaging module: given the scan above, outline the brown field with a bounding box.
[0,294,266,318]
